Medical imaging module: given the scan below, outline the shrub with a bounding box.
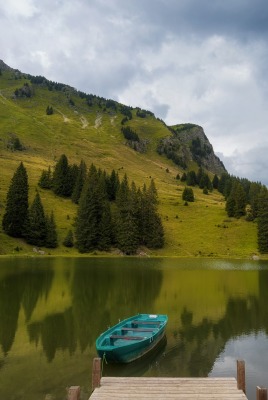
[182,187,195,202]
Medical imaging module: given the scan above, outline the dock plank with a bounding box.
[89,377,248,400]
[101,377,237,384]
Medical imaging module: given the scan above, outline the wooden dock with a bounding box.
[89,376,247,399]
[67,359,268,400]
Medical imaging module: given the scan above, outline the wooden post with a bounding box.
[257,386,268,400]
[237,359,246,394]
[67,386,80,400]
[92,357,102,391]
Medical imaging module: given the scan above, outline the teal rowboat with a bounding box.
[96,313,168,363]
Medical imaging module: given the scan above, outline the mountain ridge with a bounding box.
[0,61,258,258]
[0,60,14,72]
[0,60,226,175]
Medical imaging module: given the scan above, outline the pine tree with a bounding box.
[199,173,212,191]
[38,166,52,189]
[141,180,164,248]
[181,172,187,182]
[98,200,112,250]
[115,175,139,254]
[258,212,268,253]
[226,182,247,218]
[148,179,158,205]
[115,174,129,211]
[52,154,70,197]
[66,163,79,197]
[134,186,144,240]
[115,209,139,254]
[249,182,263,219]
[234,183,247,218]
[186,171,197,186]
[63,230,74,247]
[71,160,87,204]
[2,162,29,237]
[218,173,230,195]
[106,169,120,201]
[75,164,111,252]
[129,181,141,245]
[196,167,204,186]
[257,188,268,253]
[222,176,233,199]
[182,187,194,202]
[24,192,47,246]
[45,212,58,248]
[146,213,164,248]
[75,165,99,252]
[46,105,53,115]
[226,192,235,217]
[212,174,219,190]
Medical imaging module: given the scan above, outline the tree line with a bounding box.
[75,164,164,254]
[2,163,57,248]
[3,157,268,254]
[178,168,268,253]
[180,168,215,192]
[217,172,268,253]
[2,156,164,254]
[28,73,135,118]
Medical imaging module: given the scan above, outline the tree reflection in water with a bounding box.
[0,258,268,400]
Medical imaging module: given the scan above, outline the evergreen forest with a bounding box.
[1,61,268,257]
[2,157,164,255]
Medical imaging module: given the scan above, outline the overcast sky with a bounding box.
[1,0,268,184]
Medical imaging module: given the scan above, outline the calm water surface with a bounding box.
[0,257,268,400]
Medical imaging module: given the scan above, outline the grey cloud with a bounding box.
[120,0,268,41]
[151,103,170,120]
[218,147,268,185]
[1,0,268,185]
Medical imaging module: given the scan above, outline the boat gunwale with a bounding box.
[96,313,168,351]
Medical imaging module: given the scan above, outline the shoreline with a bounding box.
[0,252,266,260]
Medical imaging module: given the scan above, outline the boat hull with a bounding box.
[96,314,168,363]
[98,330,166,363]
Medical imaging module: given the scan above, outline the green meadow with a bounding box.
[0,70,258,258]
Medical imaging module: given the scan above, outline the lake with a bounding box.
[0,257,268,400]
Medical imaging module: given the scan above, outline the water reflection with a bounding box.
[0,257,268,400]
[104,335,167,378]
[0,258,164,362]
[0,273,22,355]
[0,263,54,356]
[211,333,268,400]
[28,308,76,362]
[159,270,268,378]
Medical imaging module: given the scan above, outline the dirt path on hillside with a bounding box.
[94,114,102,128]
[55,108,70,122]
[110,115,117,126]
[0,91,7,104]
[80,115,89,129]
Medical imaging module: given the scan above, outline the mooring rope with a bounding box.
[102,352,108,375]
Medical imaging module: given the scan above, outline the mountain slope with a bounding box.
[0,62,257,257]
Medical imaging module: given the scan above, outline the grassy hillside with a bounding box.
[0,68,258,258]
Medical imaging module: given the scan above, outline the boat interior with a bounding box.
[101,319,164,346]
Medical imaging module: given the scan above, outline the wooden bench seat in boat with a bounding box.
[121,327,155,332]
[110,335,145,341]
[132,320,162,325]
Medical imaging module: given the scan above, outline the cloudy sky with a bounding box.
[1,0,268,183]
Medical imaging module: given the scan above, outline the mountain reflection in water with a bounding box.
[0,257,268,400]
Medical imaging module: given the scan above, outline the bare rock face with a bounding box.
[0,60,13,72]
[158,123,226,175]
[0,59,226,177]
